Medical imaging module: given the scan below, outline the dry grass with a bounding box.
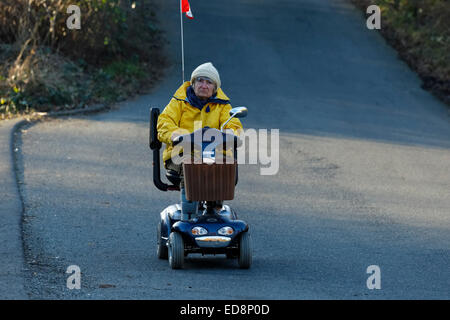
[0,0,165,118]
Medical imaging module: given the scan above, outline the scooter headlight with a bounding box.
[218,226,234,236]
[192,226,208,236]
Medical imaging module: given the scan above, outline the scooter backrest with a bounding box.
[149,107,162,150]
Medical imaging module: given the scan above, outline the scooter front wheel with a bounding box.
[168,232,184,269]
[238,232,252,269]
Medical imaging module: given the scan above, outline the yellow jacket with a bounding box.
[157,81,243,164]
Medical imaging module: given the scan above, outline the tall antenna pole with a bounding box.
[180,0,185,84]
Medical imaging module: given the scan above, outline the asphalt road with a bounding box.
[13,0,450,299]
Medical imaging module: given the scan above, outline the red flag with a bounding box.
[181,0,194,19]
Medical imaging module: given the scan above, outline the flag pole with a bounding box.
[180,0,185,84]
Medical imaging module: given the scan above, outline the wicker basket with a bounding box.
[183,162,237,201]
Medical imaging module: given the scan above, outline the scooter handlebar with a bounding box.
[171,127,242,148]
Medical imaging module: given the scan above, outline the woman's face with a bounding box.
[193,77,216,100]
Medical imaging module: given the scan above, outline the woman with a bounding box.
[157,62,243,220]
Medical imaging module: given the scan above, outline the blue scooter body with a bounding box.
[159,204,248,256]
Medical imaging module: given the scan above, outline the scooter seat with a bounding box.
[166,169,181,186]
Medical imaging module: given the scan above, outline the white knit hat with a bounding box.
[190,62,221,88]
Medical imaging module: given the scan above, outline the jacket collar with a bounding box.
[173,81,230,107]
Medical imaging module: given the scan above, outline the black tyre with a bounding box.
[238,232,252,269]
[168,232,184,269]
[157,222,168,260]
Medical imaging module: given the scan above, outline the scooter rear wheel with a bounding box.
[238,232,252,269]
[168,232,184,269]
[157,222,168,259]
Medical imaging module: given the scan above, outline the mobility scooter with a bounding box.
[149,106,251,269]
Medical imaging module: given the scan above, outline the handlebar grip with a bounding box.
[172,135,183,146]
